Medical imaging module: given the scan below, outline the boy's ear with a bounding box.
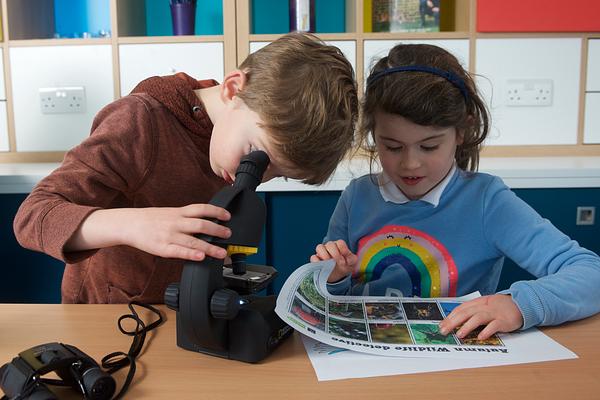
[220,69,247,102]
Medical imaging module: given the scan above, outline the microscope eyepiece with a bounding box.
[234,151,270,191]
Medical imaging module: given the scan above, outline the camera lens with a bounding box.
[82,367,116,400]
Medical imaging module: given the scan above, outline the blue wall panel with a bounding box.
[1,188,599,303]
[0,194,64,303]
[265,192,341,293]
[263,188,600,294]
[497,188,600,290]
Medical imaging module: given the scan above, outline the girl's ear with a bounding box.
[220,69,248,103]
[456,116,473,146]
[456,129,464,146]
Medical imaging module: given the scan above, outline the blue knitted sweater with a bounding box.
[325,170,600,330]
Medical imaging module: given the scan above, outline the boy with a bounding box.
[13,33,358,304]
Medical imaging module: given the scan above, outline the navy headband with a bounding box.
[366,65,468,100]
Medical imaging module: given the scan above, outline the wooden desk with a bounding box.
[1,305,599,399]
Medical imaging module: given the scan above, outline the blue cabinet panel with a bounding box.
[0,194,64,303]
[264,192,341,293]
[497,188,600,290]
[263,188,600,294]
[2,188,598,303]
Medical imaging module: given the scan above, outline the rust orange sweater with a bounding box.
[13,73,226,303]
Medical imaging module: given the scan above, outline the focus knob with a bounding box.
[210,288,241,320]
[164,282,180,311]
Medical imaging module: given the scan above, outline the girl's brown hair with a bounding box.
[359,44,490,172]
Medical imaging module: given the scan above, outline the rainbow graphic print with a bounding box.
[355,226,458,297]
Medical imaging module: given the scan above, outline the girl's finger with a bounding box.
[336,240,351,255]
[455,312,490,339]
[440,305,479,334]
[324,241,342,261]
[446,296,486,316]
[345,253,358,266]
[477,319,501,340]
[315,244,332,260]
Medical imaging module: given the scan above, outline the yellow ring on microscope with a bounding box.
[226,245,258,256]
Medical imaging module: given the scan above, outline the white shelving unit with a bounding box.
[0,0,597,165]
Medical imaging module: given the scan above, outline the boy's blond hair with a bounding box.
[237,33,358,185]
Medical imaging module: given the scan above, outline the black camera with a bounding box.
[0,342,116,400]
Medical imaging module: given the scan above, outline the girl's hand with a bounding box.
[310,239,358,283]
[438,294,524,340]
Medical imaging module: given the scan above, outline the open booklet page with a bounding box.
[275,260,576,360]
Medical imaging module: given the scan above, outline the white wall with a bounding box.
[476,38,581,146]
[363,39,469,84]
[584,39,600,144]
[249,41,357,74]
[10,45,114,152]
[0,54,8,152]
[119,42,224,96]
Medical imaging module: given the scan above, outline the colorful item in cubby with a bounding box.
[371,0,440,32]
[170,0,197,36]
[289,0,315,32]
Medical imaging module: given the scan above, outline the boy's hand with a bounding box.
[310,239,358,283]
[124,204,232,261]
[438,294,524,340]
[69,204,232,261]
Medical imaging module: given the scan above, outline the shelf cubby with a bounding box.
[7,0,110,41]
[117,0,223,38]
[0,0,597,162]
[251,0,349,35]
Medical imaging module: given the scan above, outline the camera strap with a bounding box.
[100,301,164,399]
[0,301,163,400]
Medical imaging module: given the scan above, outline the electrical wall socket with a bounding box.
[505,79,553,107]
[39,86,86,114]
[576,206,595,226]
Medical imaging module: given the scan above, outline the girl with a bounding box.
[311,43,600,340]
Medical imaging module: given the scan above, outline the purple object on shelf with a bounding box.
[170,2,196,36]
[289,0,315,32]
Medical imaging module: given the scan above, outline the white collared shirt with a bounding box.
[378,163,457,207]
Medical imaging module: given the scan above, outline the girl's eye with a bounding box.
[421,145,439,152]
[385,146,403,152]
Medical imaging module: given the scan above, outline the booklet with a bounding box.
[275,260,576,361]
[301,333,577,381]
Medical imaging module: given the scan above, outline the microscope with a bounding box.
[164,151,292,363]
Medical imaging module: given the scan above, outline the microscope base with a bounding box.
[175,295,293,363]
